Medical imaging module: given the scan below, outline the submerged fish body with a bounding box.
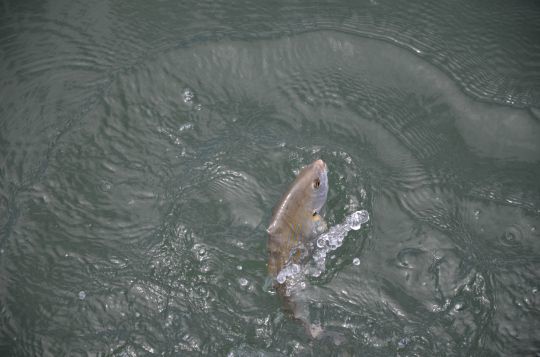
[267,159,329,337]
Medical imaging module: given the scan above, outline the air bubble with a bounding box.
[239,278,248,287]
[78,291,86,300]
[353,257,361,266]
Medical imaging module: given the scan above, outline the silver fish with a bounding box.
[267,159,329,338]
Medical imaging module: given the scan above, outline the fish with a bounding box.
[267,159,329,338]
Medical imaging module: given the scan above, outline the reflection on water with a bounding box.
[0,0,539,355]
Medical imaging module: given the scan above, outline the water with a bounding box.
[1,0,539,355]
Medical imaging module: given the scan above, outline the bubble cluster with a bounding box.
[346,210,370,230]
[311,210,369,274]
[276,263,301,284]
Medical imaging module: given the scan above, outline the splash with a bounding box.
[276,210,370,293]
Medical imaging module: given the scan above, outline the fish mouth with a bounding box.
[313,159,327,172]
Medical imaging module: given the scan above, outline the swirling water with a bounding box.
[0,0,539,356]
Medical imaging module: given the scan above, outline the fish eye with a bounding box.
[313,178,320,189]
[312,211,317,217]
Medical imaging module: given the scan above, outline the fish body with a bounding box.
[267,159,329,337]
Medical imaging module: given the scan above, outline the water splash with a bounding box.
[310,210,369,278]
[277,210,370,292]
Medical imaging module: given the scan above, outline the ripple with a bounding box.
[1,4,539,354]
[499,225,523,248]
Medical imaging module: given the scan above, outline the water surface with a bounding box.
[1,0,540,355]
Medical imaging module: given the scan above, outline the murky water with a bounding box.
[1,0,539,355]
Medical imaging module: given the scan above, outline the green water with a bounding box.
[1,0,539,355]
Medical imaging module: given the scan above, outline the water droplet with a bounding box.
[397,337,409,349]
[179,123,193,131]
[346,210,369,230]
[353,257,361,266]
[239,278,248,287]
[182,88,194,103]
[78,291,86,300]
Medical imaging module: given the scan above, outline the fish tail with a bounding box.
[290,300,346,344]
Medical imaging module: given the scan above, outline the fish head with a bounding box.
[267,159,329,235]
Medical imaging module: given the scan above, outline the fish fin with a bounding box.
[266,223,277,234]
